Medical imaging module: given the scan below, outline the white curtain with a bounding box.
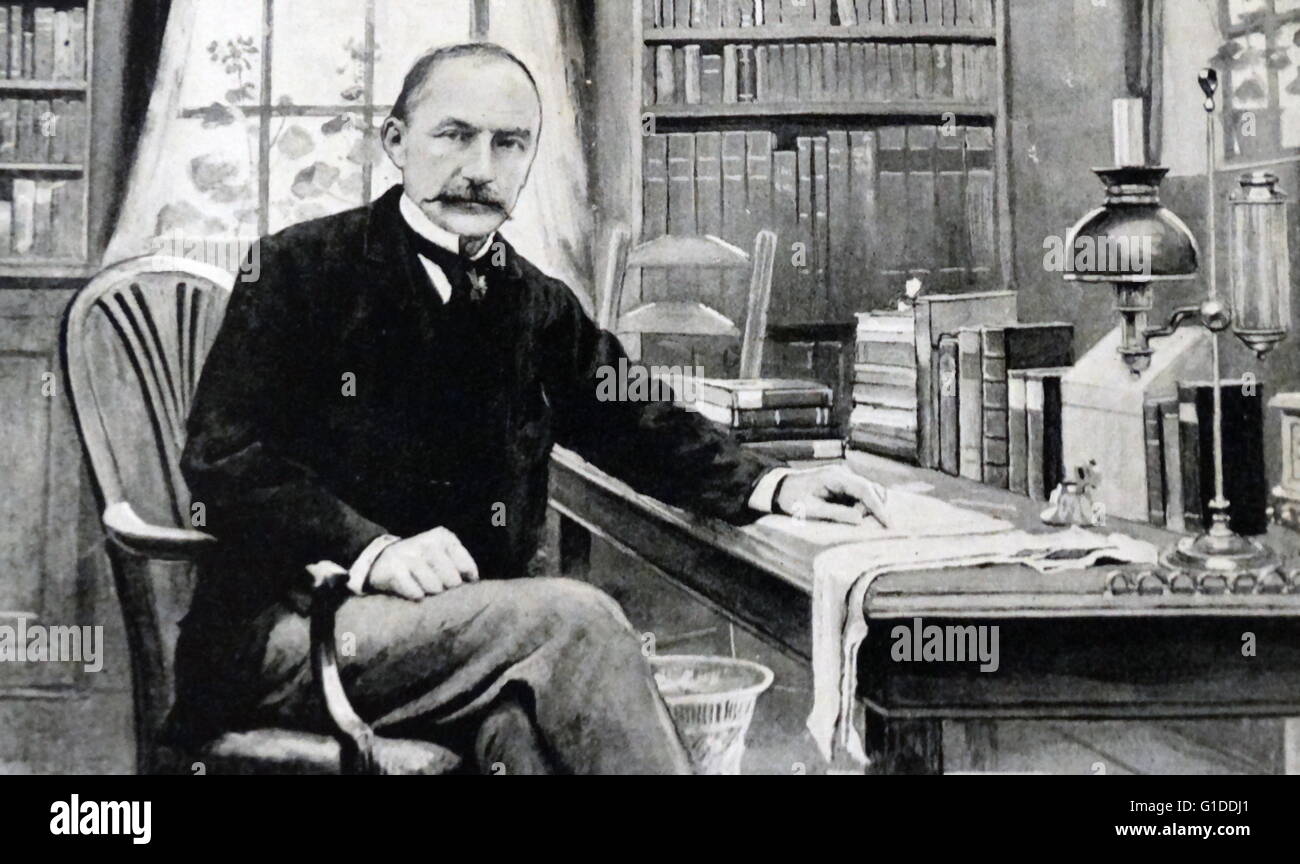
[104,0,593,306]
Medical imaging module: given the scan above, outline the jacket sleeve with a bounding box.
[542,283,783,525]
[181,237,388,579]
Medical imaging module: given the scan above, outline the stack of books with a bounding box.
[692,377,839,455]
[849,310,918,460]
[1144,380,1267,534]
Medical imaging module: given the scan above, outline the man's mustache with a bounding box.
[428,190,506,213]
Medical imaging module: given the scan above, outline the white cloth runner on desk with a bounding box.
[806,527,1159,768]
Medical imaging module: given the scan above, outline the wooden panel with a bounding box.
[0,288,85,690]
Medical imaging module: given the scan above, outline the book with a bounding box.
[694,377,834,409]
[906,125,938,285]
[854,361,917,387]
[848,405,918,462]
[956,327,982,481]
[0,97,15,160]
[1144,398,1169,527]
[722,44,738,103]
[795,136,815,320]
[644,0,662,29]
[1177,387,1202,533]
[32,98,48,162]
[754,45,767,102]
[32,177,50,255]
[8,6,21,80]
[69,7,85,80]
[835,0,858,25]
[0,7,8,79]
[745,131,773,237]
[856,338,915,367]
[12,176,34,254]
[1007,368,1028,494]
[64,98,83,163]
[932,44,953,99]
[695,131,724,311]
[847,131,879,311]
[806,136,826,318]
[979,326,1009,488]
[57,176,84,257]
[49,98,64,163]
[15,98,33,160]
[853,381,917,410]
[1180,380,1269,536]
[737,45,755,102]
[795,43,811,100]
[732,425,841,444]
[720,131,748,316]
[742,438,846,460]
[667,133,697,234]
[0,199,11,255]
[837,42,853,101]
[691,0,706,27]
[32,6,52,80]
[937,333,960,476]
[23,30,33,79]
[915,44,933,99]
[891,44,913,101]
[675,0,692,29]
[1025,367,1067,502]
[875,126,908,300]
[641,135,669,307]
[683,45,702,104]
[696,401,832,428]
[822,43,837,100]
[934,122,968,293]
[826,130,851,320]
[701,53,723,104]
[966,125,997,290]
[770,149,799,323]
[655,46,675,104]
[1161,400,1185,531]
[913,289,1017,469]
[642,46,656,107]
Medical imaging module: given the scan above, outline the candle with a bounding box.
[1112,97,1146,166]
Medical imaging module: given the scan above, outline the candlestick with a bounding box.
[1112,97,1146,167]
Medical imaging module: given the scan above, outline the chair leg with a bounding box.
[865,712,944,775]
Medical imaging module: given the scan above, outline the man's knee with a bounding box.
[519,578,637,643]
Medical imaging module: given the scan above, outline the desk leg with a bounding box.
[1286,718,1300,775]
[865,713,944,775]
[558,513,592,580]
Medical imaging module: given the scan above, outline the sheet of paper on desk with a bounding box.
[754,487,1013,546]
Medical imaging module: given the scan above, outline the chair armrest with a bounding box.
[307,569,377,774]
[102,502,218,561]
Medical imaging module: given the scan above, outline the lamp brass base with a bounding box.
[1158,529,1283,585]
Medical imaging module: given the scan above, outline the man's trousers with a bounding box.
[244,577,694,774]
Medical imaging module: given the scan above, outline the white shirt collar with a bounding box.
[399,191,494,262]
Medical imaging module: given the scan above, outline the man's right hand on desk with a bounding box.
[364,526,481,600]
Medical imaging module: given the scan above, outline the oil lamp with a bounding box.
[1070,71,1292,584]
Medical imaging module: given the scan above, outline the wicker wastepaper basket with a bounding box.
[650,654,774,775]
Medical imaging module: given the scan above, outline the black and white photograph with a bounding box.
[1,0,1299,840]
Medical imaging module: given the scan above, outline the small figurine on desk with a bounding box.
[894,277,924,311]
[1041,461,1103,527]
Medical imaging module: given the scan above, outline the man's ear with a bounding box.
[380,116,406,170]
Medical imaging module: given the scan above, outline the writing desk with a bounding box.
[547,445,1300,774]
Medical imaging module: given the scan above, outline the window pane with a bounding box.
[1275,21,1300,148]
[181,0,264,107]
[268,116,368,232]
[152,117,261,240]
[373,0,473,108]
[271,0,368,107]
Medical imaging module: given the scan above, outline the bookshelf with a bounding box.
[632,0,1012,332]
[0,1,94,278]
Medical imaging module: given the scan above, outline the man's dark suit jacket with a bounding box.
[175,184,778,730]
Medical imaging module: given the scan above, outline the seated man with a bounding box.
[176,42,887,774]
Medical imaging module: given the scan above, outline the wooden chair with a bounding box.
[64,255,460,775]
[599,229,778,378]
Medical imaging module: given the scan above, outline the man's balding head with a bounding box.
[382,43,542,239]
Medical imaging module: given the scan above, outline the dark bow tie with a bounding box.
[404,225,488,306]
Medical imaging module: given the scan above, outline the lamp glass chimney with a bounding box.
[1228,172,1291,357]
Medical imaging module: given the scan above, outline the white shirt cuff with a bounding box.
[748,467,792,513]
[306,534,402,595]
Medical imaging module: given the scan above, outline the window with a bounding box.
[163,0,478,239]
[1215,0,1300,160]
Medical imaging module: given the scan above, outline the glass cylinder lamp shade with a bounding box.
[1229,172,1291,358]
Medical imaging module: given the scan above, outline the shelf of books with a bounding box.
[0,1,93,277]
[635,0,1011,335]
